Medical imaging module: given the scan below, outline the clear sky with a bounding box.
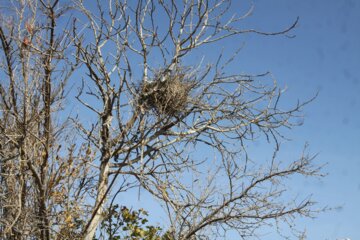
[224,0,360,239]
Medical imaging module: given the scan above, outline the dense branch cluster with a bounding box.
[0,0,322,239]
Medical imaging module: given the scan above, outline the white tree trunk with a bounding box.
[83,161,110,240]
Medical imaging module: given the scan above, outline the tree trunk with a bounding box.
[83,160,110,240]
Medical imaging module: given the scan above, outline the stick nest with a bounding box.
[138,70,193,116]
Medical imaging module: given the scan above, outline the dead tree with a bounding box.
[0,1,88,239]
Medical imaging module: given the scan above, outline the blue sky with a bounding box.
[224,0,360,239]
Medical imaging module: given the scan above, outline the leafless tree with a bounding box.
[0,1,90,239]
[0,0,323,239]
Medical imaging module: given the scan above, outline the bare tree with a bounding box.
[0,1,89,239]
[0,0,323,239]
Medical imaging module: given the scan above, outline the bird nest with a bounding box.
[138,70,193,117]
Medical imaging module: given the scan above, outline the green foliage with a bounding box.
[96,205,173,240]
